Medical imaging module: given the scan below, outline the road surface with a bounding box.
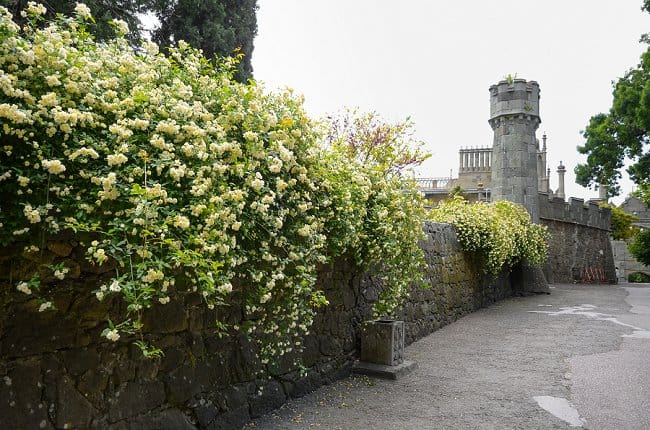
[245,283,650,429]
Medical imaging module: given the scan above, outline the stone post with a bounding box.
[556,162,566,200]
[489,78,548,293]
[598,182,608,201]
[353,320,417,379]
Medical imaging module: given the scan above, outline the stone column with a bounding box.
[598,182,608,201]
[537,133,548,192]
[556,162,566,200]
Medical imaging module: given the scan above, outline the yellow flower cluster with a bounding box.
[430,197,548,274]
[321,110,428,317]
[0,4,429,364]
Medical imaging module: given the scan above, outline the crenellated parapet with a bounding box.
[489,79,540,119]
[538,193,611,231]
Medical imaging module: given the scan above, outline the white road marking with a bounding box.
[529,304,650,339]
[533,396,585,427]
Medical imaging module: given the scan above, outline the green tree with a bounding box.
[0,0,151,42]
[629,229,650,265]
[575,2,650,199]
[599,203,639,240]
[0,1,259,81]
[150,0,258,82]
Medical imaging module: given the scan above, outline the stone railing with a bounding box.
[414,177,454,191]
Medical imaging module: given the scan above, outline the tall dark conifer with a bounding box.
[151,0,258,82]
[0,0,152,43]
[1,1,259,82]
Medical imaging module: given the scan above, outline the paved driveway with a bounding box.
[246,283,650,429]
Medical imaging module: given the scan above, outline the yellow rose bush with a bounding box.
[429,197,548,274]
[321,110,429,316]
[0,5,428,363]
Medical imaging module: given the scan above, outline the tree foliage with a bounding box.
[150,0,258,82]
[322,110,429,315]
[429,197,549,274]
[448,184,466,199]
[629,229,650,265]
[575,3,650,200]
[0,5,427,362]
[599,203,639,240]
[0,1,258,81]
[0,0,151,42]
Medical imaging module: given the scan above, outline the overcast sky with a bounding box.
[253,0,650,204]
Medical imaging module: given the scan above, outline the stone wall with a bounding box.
[612,239,650,281]
[0,222,512,429]
[401,222,512,343]
[539,195,616,283]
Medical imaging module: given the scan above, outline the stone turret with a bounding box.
[489,78,548,293]
[489,79,542,222]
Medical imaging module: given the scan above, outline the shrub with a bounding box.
[429,197,549,274]
[628,272,650,283]
[0,5,428,362]
[629,228,650,266]
[321,110,429,316]
[599,203,638,240]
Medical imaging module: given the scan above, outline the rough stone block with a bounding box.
[107,409,197,430]
[142,300,188,334]
[248,380,286,418]
[165,364,204,404]
[55,376,98,429]
[208,406,250,430]
[0,362,51,430]
[47,241,73,257]
[62,348,101,376]
[108,380,165,422]
[78,368,109,405]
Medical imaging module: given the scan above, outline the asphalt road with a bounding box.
[245,283,650,430]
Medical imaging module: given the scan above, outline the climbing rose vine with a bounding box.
[0,5,428,363]
[429,197,549,274]
[321,110,429,316]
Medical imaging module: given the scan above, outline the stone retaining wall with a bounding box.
[538,195,616,284]
[541,218,616,283]
[612,239,650,282]
[0,222,512,429]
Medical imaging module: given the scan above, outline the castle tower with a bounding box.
[489,79,541,221]
[489,78,548,293]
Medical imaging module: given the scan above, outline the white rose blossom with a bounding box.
[38,302,53,312]
[74,3,92,19]
[105,329,120,342]
[41,159,66,175]
[16,282,31,295]
[109,280,121,292]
